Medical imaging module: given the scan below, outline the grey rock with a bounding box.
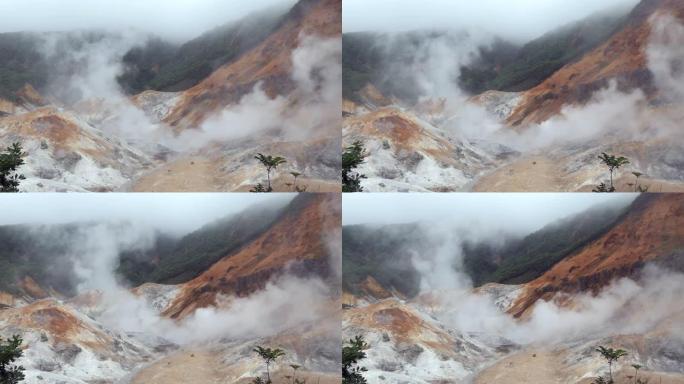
[53,343,82,364]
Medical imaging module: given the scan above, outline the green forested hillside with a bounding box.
[342,202,629,298]
[458,10,628,94]
[342,223,426,298]
[0,5,287,101]
[342,8,629,103]
[118,6,287,93]
[118,200,287,285]
[0,198,291,296]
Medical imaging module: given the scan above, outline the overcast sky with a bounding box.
[0,193,293,235]
[343,193,637,233]
[343,0,639,41]
[0,0,294,41]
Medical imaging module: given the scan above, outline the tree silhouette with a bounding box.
[289,364,301,384]
[0,335,25,383]
[597,153,629,192]
[596,346,628,383]
[254,153,287,192]
[0,143,25,193]
[343,335,368,384]
[342,141,367,192]
[290,172,301,191]
[632,364,642,384]
[631,172,642,192]
[253,346,286,384]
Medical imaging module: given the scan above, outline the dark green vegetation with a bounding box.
[342,8,628,102]
[251,346,312,384]
[0,33,49,102]
[342,336,368,384]
[0,335,24,384]
[342,32,385,102]
[593,153,631,193]
[0,5,286,101]
[0,224,82,295]
[253,346,286,384]
[342,141,367,192]
[343,200,630,297]
[463,203,628,285]
[118,198,288,284]
[252,153,287,193]
[0,196,297,295]
[343,31,463,104]
[119,6,286,93]
[0,143,25,192]
[459,10,627,94]
[343,223,427,297]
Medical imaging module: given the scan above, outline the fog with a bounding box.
[0,0,295,42]
[0,193,293,236]
[343,193,637,232]
[343,0,638,41]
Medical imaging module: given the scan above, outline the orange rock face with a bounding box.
[164,0,341,129]
[510,194,684,317]
[507,0,684,127]
[164,193,340,318]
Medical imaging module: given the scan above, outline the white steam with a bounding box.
[65,219,333,346]
[36,30,340,153]
[408,219,684,346]
[38,32,173,144]
[176,34,342,149]
[362,12,684,155]
[98,275,331,345]
[647,13,684,103]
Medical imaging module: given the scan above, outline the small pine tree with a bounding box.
[0,335,25,384]
[342,141,367,193]
[342,335,368,384]
[0,143,26,193]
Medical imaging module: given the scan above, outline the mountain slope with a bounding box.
[459,8,630,94]
[118,6,289,94]
[343,200,630,299]
[163,193,340,318]
[509,193,684,317]
[507,0,684,127]
[164,0,341,129]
